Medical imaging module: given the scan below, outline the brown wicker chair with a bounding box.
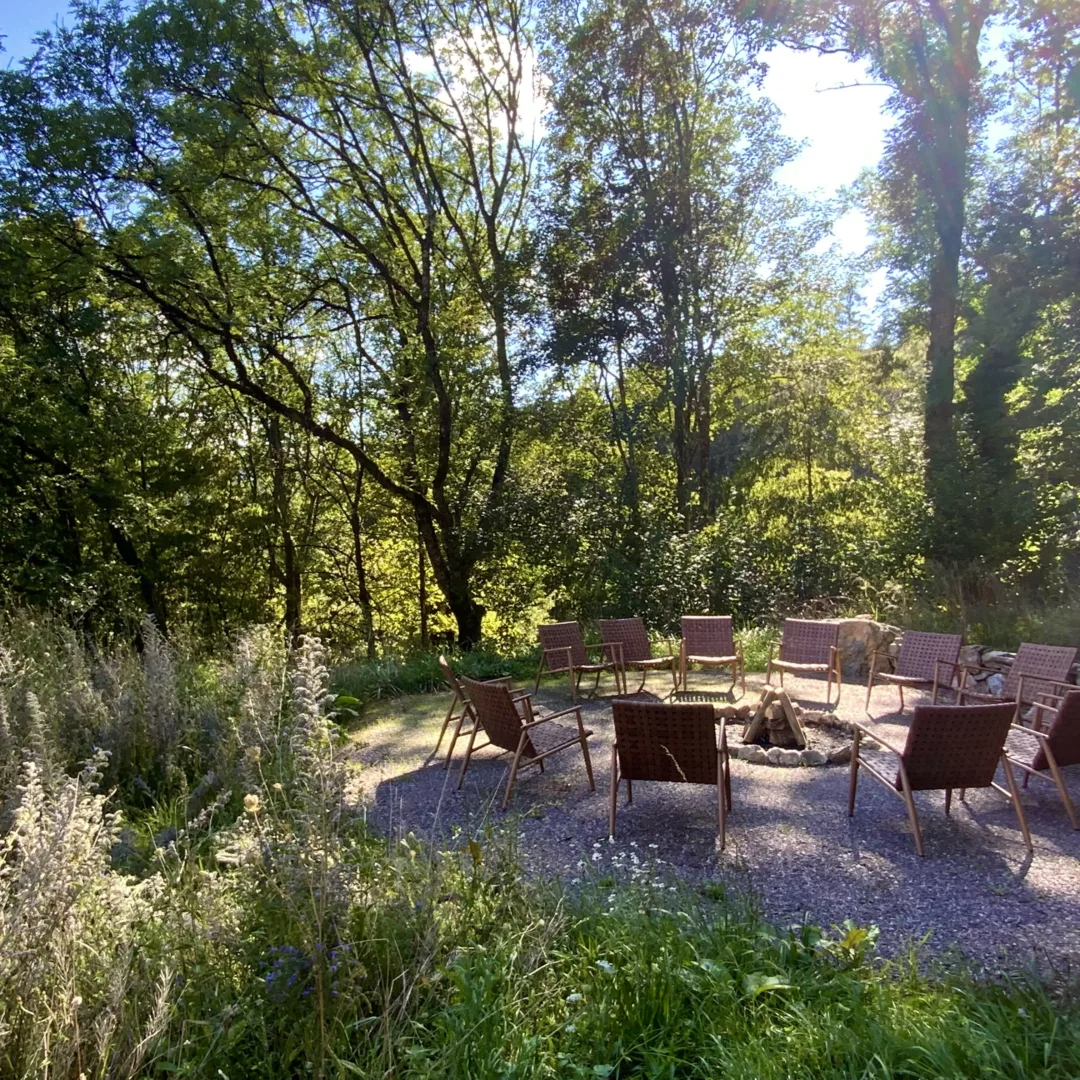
[1006,688,1080,830]
[865,631,962,715]
[942,642,1077,721]
[460,676,595,809]
[848,702,1031,856]
[426,656,529,768]
[535,621,622,700]
[609,700,731,847]
[767,619,842,704]
[598,618,677,695]
[678,616,745,694]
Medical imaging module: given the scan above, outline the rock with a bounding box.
[799,749,827,766]
[736,704,752,720]
[765,746,785,765]
[983,650,1013,668]
[985,672,1006,695]
[959,645,982,669]
[742,745,769,765]
[777,749,802,767]
[827,745,852,765]
[733,744,757,760]
[836,618,904,677]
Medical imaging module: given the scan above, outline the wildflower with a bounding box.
[243,793,261,814]
[595,960,615,974]
[245,745,262,763]
[272,782,283,791]
[566,1023,576,1033]
[566,992,583,1003]
[648,843,658,850]
[591,851,601,862]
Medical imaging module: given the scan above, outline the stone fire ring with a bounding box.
[714,699,858,768]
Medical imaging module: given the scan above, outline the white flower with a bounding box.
[607,892,617,903]
[566,992,583,1003]
[595,959,616,974]
[593,841,601,849]
[648,843,658,850]
[566,1023,576,1033]
[608,835,615,844]
[570,878,580,885]
[630,841,637,848]
[591,852,601,862]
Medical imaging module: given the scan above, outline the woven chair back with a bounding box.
[1004,643,1078,702]
[598,618,652,663]
[1033,689,1080,772]
[681,616,735,657]
[462,677,533,757]
[611,701,718,785]
[779,619,838,665]
[438,655,465,699]
[900,702,1014,791]
[895,631,962,681]
[537,622,587,671]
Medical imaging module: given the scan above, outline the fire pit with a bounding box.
[716,687,855,767]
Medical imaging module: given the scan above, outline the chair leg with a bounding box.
[718,755,727,852]
[898,684,905,714]
[626,778,633,804]
[427,691,460,765]
[534,656,546,693]
[1042,748,1079,829]
[456,721,480,790]
[580,731,595,792]
[502,736,528,810]
[635,668,647,695]
[444,709,468,769]
[608,746,619,837]
[945,787,952,815]
[897,766,924,857]
[1000,754,1033,851]
[848,731,861,817]
[740,656,746,695]
[864,674,874,714]
[571,667,580,702]
[834,656,843,705]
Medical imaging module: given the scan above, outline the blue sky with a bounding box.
[1,1,894,278]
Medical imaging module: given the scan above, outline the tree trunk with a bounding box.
[268,414,302,643]
[348,467,377,659]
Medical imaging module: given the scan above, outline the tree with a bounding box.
[0,0,536,647]
[776,1,996,554]
[542,0,798,528]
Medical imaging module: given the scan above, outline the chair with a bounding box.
[678,616,745,694]
[426,656,529,768]
[766,619,842,704]
[597,618,677,695]
[865,630,962,715]
[1006,689,1080,829]
[535,621,622,701]
[609,700,731,848]
[459,676,595,809]
[848,702,1031,856]
[943,642,1077,721]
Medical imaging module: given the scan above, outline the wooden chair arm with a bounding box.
[593,640,624,664]
[1010,722,1050,741]
[588,640,622,659]
[541,645,574,666]
[852,719,905,758]
[522,704,582,730]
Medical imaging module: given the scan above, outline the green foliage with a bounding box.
[2,619,1080,1078]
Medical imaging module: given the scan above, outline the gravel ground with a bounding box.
[350,669,1080,970]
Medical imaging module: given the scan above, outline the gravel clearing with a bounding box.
[350,670,1080,970]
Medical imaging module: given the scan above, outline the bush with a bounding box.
[1,619,1079,1078]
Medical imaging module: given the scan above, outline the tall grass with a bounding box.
[1,614,1078,1078]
